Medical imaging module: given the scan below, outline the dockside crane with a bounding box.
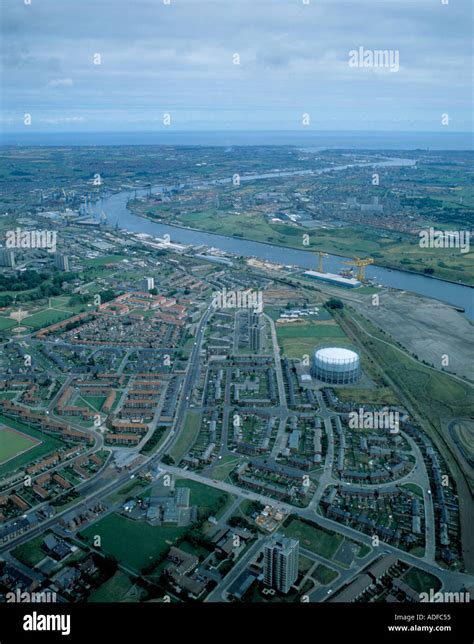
[317,251,328,273]
[342,257,374,282]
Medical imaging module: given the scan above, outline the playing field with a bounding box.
[0,425,41,464]
[80,513,187,572]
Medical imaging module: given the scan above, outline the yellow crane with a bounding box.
[342,257,374,282]
[61,188,70,201]
[63,208,75,225]
[317,251,328,273]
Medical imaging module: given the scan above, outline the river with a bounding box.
[91,161,473,321]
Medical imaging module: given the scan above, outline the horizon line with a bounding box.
[2,129,472,135]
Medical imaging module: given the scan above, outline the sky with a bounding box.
[0,0,472,133]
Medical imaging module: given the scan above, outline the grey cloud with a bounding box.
[0,0,471,131]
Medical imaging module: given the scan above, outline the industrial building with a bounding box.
[312,346,361,384]
[303,270,361,288]
[195,253,234,266]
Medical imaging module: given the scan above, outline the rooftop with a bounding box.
[315,347,359,362]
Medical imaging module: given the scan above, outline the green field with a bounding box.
[403,567,442,593]
[80,513,187,572]
[48,296,89,313]
[356,543,372,558]
[175,478,232,520]
[282,517,344,560]
[0,425,40,464]
[337,386,398,406]
[80,395,106,412]
[0,414,64,477]
[276,320,349,358]
[0,308,73,333]
[450,419,474,465]
[0,392,18,400]
[81,255,129,283]
[211,455,241,481]
[23,309,72,330]
[11,533,48,567]
[312,563,339,585]
[167,410,202,462]
[0,317,18,331]
[88,571,142,603]
[0,295,94,335]
[401,483,424,497]
[299,555,315,575]
[276,321,346,339]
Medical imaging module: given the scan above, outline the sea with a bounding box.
[1,130,473,150]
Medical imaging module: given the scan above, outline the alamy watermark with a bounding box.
[348,46,399,72]
[23,611,70,636]
[419,589,470,603]
[348,407,400,434]
[5,228,57,253]
[419,227,470,254]
[212,288,263,312]
[4,588,57,603]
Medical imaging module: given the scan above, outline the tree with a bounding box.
[101,289,117,303]
[326,298,343,310]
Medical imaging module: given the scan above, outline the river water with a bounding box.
[92,160,473,321]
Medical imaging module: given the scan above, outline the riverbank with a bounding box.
[128,205,474,291]
[91,186,474,320]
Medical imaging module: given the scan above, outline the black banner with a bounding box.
[0,601,471,642]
